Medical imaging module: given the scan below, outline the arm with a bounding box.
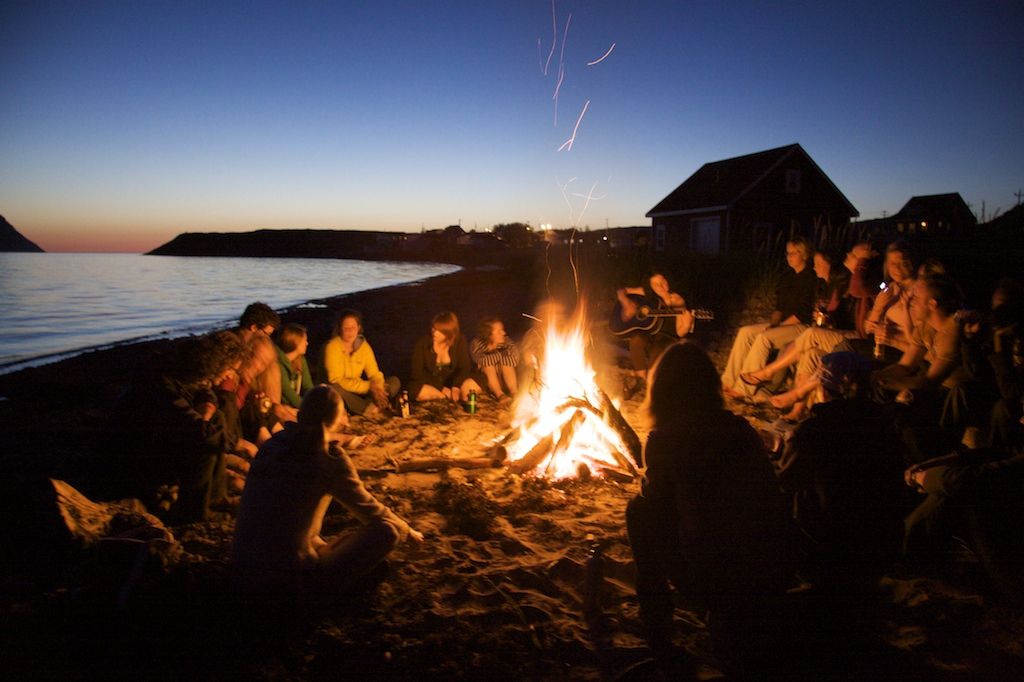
[871,344,927,391]
[359,342,386,389]
[616,287,643,320]
[450,336,472,388]
[325,447,412,540]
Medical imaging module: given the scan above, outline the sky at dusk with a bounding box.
[1,1,1021,253]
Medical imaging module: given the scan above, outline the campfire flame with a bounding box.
[505,304,639,480]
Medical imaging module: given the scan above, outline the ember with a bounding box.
[503,303,640,480]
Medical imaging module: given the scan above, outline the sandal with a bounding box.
[740,372,768,387]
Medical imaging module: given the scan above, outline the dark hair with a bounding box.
[643,342,722,427]
[477,317,501,343]
[335,309,363,336]
[432,311,460,344]
[923,273,963,316]
[290,385,345,459]
[168,331,247,389]
[277,323,308,354]
[239,302,280,332]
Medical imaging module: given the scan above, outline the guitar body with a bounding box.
[608,294,713,337]
[609,295,668,336]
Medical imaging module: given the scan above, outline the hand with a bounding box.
[370,384,389,408]
[198,401,217,421]
[407,528,425,544]
[442,387,453,401]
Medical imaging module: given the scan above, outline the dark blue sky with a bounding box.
[1,1,1021,251]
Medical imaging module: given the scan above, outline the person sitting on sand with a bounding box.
[873,273,969,462]
[231,385,422,603]
[775,351,908,595]
[720,236,818,399]
[107,332,247,524]
[470,317,519,402]
[408,311,482,403]
[275,322,314,410]
[615,271,694,377]
[626,342,795,677]
[323,309,400,419]
[738,246,861,415]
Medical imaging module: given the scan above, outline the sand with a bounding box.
[1,259,1022,679]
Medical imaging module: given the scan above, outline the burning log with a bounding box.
[507,433,556,475]
[542,410,586,477]
[592,385,643,468]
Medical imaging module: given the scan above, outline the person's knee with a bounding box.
[372,519,402,552]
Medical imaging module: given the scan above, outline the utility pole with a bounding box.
[1015,189,1023,206]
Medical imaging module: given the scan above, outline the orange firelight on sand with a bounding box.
[503,303,639,480]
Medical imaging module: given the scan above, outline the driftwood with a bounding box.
[559,396,639,477]
[396,456,504,474]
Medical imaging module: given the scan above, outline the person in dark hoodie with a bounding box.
[626,341,795,678]
[231,385,422,604]
[107,331,246,524]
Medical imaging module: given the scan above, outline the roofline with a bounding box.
[646,205,729,218]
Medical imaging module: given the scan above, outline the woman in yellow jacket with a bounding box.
[323,309,401,418]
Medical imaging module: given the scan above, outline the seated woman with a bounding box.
[627,342,795,676]
[738,246,858,400]
[231,385,422,604]
[323,309,401,419]
[721,237,818,399]
[763,242,922,420]
[408,311,481,403]
[470,317,519,401]
[615,271,694,377]
[276,322,313,412]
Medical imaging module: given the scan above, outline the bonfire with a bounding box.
[502,303,641,480]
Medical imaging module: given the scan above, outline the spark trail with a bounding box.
[558,99,590,152]
[587,43,616,66]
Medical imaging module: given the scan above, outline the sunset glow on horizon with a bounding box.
[1,1,1021,253]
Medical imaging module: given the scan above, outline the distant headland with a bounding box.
[147,227,530,267]
[0,215,44,252]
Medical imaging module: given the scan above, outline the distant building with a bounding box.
[646,143,858,254]
[891,193,976,235]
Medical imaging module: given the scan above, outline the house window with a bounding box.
[690,217,721,254]
[654,224,666,252]
[785,169,802,194]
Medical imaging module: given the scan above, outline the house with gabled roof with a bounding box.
[891,193,976,235]
[645,143,858,253]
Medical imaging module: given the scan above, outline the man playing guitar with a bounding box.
[615,271,694,377]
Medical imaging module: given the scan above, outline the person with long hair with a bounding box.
[231,385,422,603]
[627,342,794,676]
[614,271,694,376]
[408,311,481,403]
[275,322,314,411]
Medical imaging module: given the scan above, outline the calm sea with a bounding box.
[0,253,459,373]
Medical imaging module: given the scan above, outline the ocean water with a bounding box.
[0,253,459,373]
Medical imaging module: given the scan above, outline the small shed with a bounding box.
[645,143,858,253]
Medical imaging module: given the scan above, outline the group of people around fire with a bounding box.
[101,235,1022,677]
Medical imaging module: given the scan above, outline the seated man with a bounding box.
[721,237,817,399]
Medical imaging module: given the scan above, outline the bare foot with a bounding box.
[782,403,807,423]
[769,393,797,409]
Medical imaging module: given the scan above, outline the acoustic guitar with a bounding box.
[609,294,714,336]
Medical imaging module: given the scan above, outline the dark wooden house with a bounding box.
[645,143,858,253]
[891,193,976,235]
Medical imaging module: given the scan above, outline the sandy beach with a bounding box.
[2,259,1023,680]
